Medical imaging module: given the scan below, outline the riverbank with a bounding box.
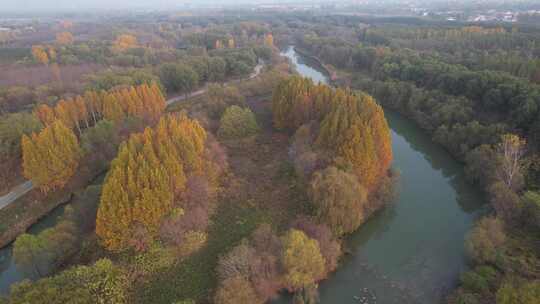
[291,47,337,82]
[272,47,485,304]
[0,168,105,249]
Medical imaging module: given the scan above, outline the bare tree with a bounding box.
[496,134,526,191]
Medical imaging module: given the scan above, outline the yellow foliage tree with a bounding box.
[31,45,49,65]
[272,77,393,191]
[21,120,81,192]
[281,229,325,291]
[264,33,274,47]
[96,114,208,251]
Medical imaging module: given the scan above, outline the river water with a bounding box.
[276,47,485,304]
[0,201,66,294]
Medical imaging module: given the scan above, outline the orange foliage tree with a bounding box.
[112,34,137,52]
[56,32,74,45]
[31,45,49,65]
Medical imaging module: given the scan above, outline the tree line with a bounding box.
[22,83,165,192]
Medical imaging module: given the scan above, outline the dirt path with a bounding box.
[165,62,264,106]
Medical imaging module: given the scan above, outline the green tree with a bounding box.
[0,113,42,157]
[159,63,199,95]
[13,234,52,277]
[218,106,259,140]
[309,166,368,236]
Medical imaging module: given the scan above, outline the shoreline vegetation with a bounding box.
[292,20,540,303]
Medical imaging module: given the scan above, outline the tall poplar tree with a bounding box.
[21,120,81,192]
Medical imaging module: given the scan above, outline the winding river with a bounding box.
[277,47,485,303]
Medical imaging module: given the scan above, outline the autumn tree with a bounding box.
[56,32,74,45]
[8,259,127,304]
[113,34,137,52]
[96,114,210,251]
[35,83,165,130]
[228,38,236,49]
[21,120,81,192]
[264,33,274,47]
[214,277,262,304]
[281,229,325,291]
[272,77,393,191]
[316,91,392,191]
[31,45,49,65]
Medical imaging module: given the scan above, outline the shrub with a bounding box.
[455,292,479,304]
[460,271,489,293]
[217,241,256,280]
[214,277,262,304]
[522,191,540,230]
[496,280,540,304]
[465,217,506,265]
[206,84,245,118]
[178,231,207,257]
[218,106,259,140]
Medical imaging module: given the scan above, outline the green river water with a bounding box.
[274,47,486,304]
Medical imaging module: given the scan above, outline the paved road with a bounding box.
[0,63,265,211]
[166,62,264,106]
[0,181,33,210]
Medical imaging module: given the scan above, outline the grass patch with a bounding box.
[135,199,271,303]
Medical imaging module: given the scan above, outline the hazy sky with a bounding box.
[0,0,400,12]
[2,0,314,12]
